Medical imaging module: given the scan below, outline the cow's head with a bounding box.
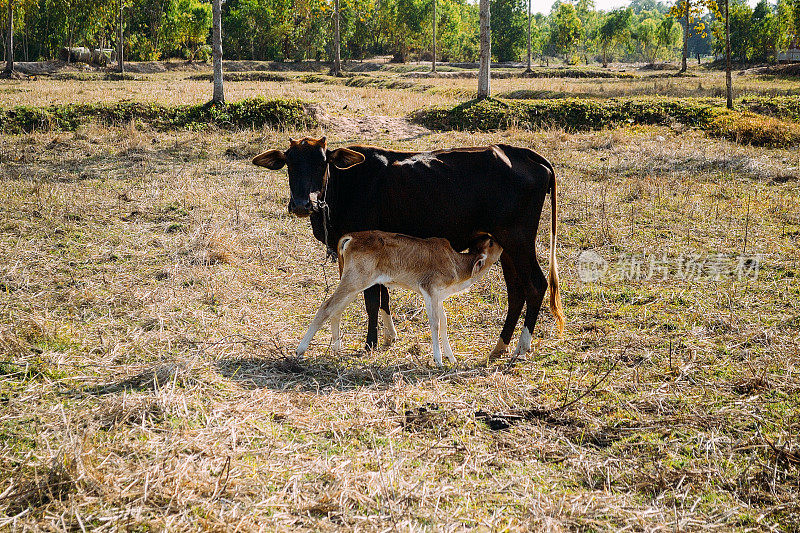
[252,137,365,217]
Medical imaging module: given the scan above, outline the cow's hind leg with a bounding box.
[515,245,548,356]
[363,284,381,350]
[379,284,397,347]
[491,252,525,358]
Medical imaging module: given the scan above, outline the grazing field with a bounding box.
[1,62,799,531]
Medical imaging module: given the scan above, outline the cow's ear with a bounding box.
[327,148,365,170]
[252,150,286,170]
[471,253,488,278]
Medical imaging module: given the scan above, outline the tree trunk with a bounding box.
[725,0,732,109]
[212,0,224,103]
[525,0,531,72]
[680,7,688,72]
[432,0,436,72]
[117,0,124,73]
[477,0,490,99]
[332,0,341,76]
[4,0,12,74]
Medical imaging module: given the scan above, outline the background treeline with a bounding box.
[1,0,799,65]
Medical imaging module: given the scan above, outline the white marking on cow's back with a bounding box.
[394,153,436,167]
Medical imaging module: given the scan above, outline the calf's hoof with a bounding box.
[381,335,396,349]
[488,339,509,361]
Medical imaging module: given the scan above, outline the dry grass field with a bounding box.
[1,62,799,531]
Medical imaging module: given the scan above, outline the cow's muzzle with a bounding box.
[288,199,313,217]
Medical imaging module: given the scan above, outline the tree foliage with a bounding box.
[0,0,796,65]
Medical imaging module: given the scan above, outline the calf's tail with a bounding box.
[337,236,353,278]
[548,167,565,335]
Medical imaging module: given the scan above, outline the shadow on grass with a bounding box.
[70,363,195,396]
[214,350,499,393]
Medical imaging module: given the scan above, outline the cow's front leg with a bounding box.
[363,284,381,350]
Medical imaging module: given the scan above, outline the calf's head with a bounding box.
[252,137,365,217]
[469,236,504,279]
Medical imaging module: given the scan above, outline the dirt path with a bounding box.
[308,104,431,141]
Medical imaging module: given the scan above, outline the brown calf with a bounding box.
[296,231,503,367]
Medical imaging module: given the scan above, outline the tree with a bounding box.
[636,18,659,62]
[162,0,212,60]
[598,7,633,66]
[669,0,719,72]
[491,0,525,62]
[549,2,582,61]
[4,0,12,74]
[792,0,800,38]
[477,0,489,99]
[117,0,124,72]
[724,0,731,108]
[656,12,681,54]
[526,0,531,70]
[431,0,436,71]
[332,0,341,75]
[212,0,223,103]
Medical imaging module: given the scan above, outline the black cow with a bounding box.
[253,137,564,356]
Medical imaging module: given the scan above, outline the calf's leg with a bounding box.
[438,300,456,365]
[379,285,397,347]
[421,291,443,367]
[297,276,367,356]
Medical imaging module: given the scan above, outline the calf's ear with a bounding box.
[327,148,365,170]
[252,150,286,169]
[472,253,488,278]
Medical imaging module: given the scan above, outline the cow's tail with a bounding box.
[548,165,565,335]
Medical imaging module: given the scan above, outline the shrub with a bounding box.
[411,97,722,132]
[412,97,799,148]
[706,111,800,148]
[0,98,315,134]
[740,96,800,122]
[186,72,290,82]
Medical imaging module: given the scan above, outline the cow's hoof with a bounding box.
[364,340,378,352]
[514,327,533,356]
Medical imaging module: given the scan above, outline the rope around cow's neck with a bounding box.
[317,163,335,295]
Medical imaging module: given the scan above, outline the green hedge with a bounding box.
[0,97,314,133]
